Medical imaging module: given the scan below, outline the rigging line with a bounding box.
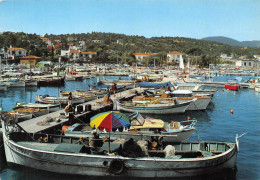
[195,129,203,142]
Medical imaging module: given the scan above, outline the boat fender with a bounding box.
[108,159,125,175]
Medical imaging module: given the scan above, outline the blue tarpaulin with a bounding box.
[139,81,172,89]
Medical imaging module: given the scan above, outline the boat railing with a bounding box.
[179,119,197,128]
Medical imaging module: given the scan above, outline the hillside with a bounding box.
[1,31,260,67]
[202,36,260,47]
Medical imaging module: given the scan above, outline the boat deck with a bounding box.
[17,88,141,134]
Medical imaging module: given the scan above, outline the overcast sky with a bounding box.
[0,0,259,41]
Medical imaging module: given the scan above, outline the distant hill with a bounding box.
[202,36,260,47]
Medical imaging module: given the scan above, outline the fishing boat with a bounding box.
[12,106,49,117]
[5,79,25,87]
[38,76,65,86]
[224,81,240,91]
[25,79,38,86]
[255,83,260,92]
[15,102,60,112]
[0,82,7,91]
[8,111,33,121]
[35,94,85,105]
[1,119,239,178]
[174,84,217,97]
[113,98,195,114]
[59,91,98,102]
[64,112,197,142]
[133,90,212,111]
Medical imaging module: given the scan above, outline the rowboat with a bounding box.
[25,80,38,86]
[15,102,60,113]
[59,91,98,102]
[133,90,212,111]
[1,119,239,178]
[64,112,197,142]
[113,98,195,114]
[12,106,49,117]
[0,83,7,91]
[35,95,85,105]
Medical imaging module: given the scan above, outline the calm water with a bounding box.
[0,76,260,180]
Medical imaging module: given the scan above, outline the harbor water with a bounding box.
[0,76,260,180]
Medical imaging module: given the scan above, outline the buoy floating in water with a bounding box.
[222,89,224,92]
[230,109,234,114]
[187,116,191,120]
[217,95,219,97]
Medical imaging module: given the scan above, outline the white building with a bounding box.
[254,55,260,60]
[133,53,152,61]
[0,48,8,59]
[220,54,233,60]
[61,50,70,57]
[167,51,182,64]
[81,52,97,59]
[235,60,260,67]
[7,47,27,59]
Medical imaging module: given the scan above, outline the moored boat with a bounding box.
[113,98,195,114]
[15,102,60,112]
[35,94,85,105]
[64,112,197,142]
[1,119,239,178]
[224,81,240,91]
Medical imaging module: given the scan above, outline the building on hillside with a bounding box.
[67,37,76,41]
[92,40,102,43]
[235,59,260,67]
[220,54,233,60]
[37,61,53,68]
[7,47,27,60]
[239,56,247,60]
[61,50,70,57]
[43,40,52,46]
[69,49,80,60]
[253,55,260,60]
[54,40,61,43]
[20,56,42,68]
[0,48,8,59]
[167,51,182,64]
[81,52,97,59]
[133,53,153,61]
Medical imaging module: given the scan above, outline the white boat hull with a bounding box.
[7,81,25,87]
[36,95,85,105]
[2,131,238,178]
[25,81,38,86]
[114,100,194,114]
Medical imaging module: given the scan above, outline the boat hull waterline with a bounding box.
[3,134,238,177]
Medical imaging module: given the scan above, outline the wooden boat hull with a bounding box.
[2,129,238,177]
[36,95,85,105]
[114,100,194,114]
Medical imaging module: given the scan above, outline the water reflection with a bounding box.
[0,165,237,180]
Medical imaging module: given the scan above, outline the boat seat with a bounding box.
[199,150,213,157]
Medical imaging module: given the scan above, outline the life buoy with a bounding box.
[108,159,125,175]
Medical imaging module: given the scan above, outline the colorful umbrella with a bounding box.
[90,111,131,132]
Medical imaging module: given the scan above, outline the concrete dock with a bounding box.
[17,87,141,134]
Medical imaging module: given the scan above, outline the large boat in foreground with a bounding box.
[1,119,239,178]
